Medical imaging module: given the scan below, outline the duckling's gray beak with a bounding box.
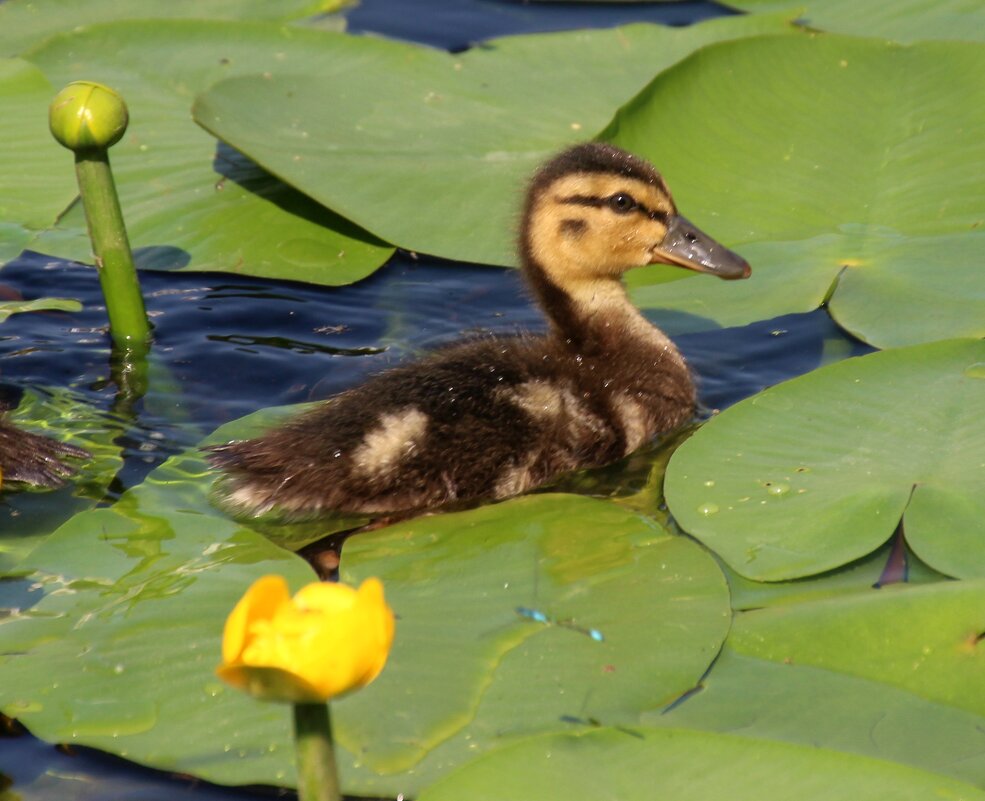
[650,216,751,280]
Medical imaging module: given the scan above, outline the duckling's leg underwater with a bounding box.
[207,143,749,519]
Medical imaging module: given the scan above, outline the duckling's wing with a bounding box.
[208,335,621,517]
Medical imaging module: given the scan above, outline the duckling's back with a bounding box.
[208,330,692,517]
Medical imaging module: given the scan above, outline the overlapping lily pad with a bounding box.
[650,647,985,787]
[416,725,985,801]
[192,12,796,268]
[12,20,392,282]
[608,34,985,347]
[727,579,985,717]
[0,0,347,56]
[0,58,79,264]
[0,296,81,322]
[722,540,946,611]
[665,339,985,581]
[0,407,729,796]
[723,0,985,43]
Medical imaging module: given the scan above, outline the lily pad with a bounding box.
[193,12,797,268]
[608,34,985,347]
[649,648,985,787]
[0,58,78,264]
[0,296,81,322]
[0,0,348,56]
[723,540,947,611]
[726,579,985,719]
[333,494,729,788]
[416,726,985,801]
[0,443,314,782]
[0,408,729,796]
[16,20,392,282]
[664,339,985,581]
[723,0,985,43]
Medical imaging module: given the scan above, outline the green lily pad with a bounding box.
[0,442,314,782]
[16,20,392,282]
[0,407,729,796]
[0,296,81,322]
[608,34,985,347]
[0,0,348,56]
[649,648,985,787]
[0,58,78,264]
[665,339,985,581]
[723,1,985,43]
[724,540,948,611]
[334,494,729,788]
[193,12,797,268]
[1,389,123,575]
[416,726,985,801]
[727,579,985,718]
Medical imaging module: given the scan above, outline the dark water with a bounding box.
[0,1,869,799]
[346,0,736,49]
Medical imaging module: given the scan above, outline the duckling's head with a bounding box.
[520,143,750,286]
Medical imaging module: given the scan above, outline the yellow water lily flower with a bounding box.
[217,575,394,703]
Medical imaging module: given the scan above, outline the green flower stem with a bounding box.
[293,702,341,801]
[50,81,151,356]
[74,149,151,354]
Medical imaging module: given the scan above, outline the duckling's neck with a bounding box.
[524,258,685,369]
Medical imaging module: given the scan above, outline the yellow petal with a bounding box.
[218,576,395,703]
[355,578,395,685]
[221,575,290,665]
[293,580,359,615]
[216,663,324,704]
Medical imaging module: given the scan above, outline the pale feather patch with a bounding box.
[612,394,650,454]
[493,458,537,499]
[504,380,611,452]
[226,484,275,516]
[352,407,429,477]
[224,477,322,517]
[504,380,569,420]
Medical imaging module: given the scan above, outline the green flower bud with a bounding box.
[49,81,129,151]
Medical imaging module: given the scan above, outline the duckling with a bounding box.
[0,416,89,488]
[208,143,750,517]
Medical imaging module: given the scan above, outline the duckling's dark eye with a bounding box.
[608,193,637,214]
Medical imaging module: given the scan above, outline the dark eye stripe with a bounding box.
[559,194,671,223]
[559,194,607,209]
[645,207,671,223]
